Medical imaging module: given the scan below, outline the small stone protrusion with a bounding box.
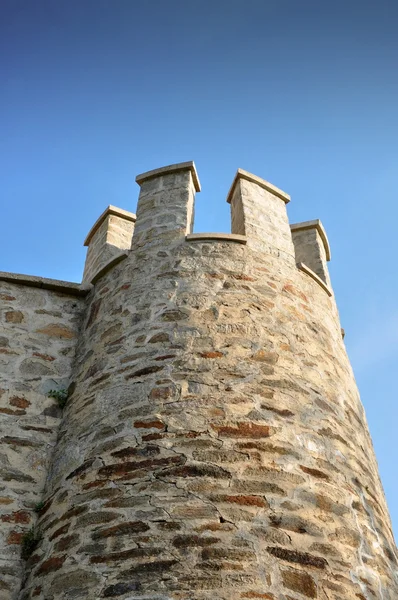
[83,206,136,284]
[133,162,200,248]
[226,169,295,260]
[291,219,331,286]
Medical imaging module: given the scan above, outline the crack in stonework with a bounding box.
[350,491,385,600]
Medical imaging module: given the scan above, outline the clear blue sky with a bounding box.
[1,0,397,535]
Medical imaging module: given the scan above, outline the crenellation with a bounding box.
[0,161,397,600]
[227,168,295,260]
[83,205,136,284]
[291,219,331,286]
[133,162,199,249]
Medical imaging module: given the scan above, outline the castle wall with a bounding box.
[16,164,397,600]
[0,276,86,599]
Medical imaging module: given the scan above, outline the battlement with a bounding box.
[2,161,397,600]
[83,205,136,283]
[82,162,332,297]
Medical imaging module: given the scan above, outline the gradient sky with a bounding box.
[1,0,398,535]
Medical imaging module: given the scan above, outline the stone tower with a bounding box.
[0,162,396,599]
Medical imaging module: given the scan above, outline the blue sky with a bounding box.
[1,0,398,534]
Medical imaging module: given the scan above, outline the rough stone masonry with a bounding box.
[0,162,397,599]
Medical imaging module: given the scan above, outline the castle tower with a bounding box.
[0,163,396,599]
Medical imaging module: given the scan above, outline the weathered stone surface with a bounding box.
[0,280,85,598]
[5,311,24,323]
[281,569,317,598]
[1,163,397,600]
[35,323,76,338]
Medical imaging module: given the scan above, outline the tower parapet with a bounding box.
[227,168,295,261]
[0,162,396,600]
[134,161,200,249]
[291,219,331,287]
[83,205,136,284]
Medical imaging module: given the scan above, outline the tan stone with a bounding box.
[35,323,76,338]
[0,162,396,600]
[5,311,23,323]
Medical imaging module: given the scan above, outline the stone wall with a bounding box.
[13,163,397,600]
[291,221,331,287]
[0,276,86,599]
[83,206,136,284]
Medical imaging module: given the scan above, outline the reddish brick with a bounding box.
[36,555,66,576]
[59,505,88,522]
[54,534,79,552]
[111,445,160,459]
[133,419,165,430]
[213,422,272,439]
[1,510,30,524]
[142,433,165,441]
[199,351,224,358]
[99,455,184,478]
[82,480,106,490]
[149,387,174,399]
[92,521,149,539]
[49,524,70,541]
[282,283,308,302]
[32,352,55,361]
[9,396,30,409]
[281,569,317,598]
[216,495,268,508]
[7,530,23,545]
[300,465,330,480]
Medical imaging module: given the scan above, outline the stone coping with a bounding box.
[91,252,129,285]
[0,272,91,297]
[84,205,137,247]
[186,233,247,244]
[297,263,332,297]
[226,168,290,205]
[290,219,331,261]
[136,161,201,192]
